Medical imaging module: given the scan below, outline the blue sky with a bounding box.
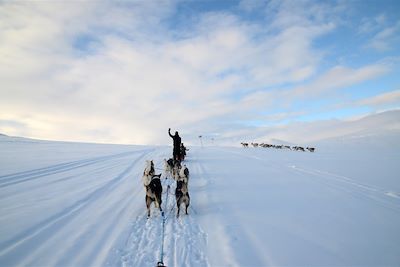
[0,0,399,145]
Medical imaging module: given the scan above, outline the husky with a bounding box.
[172,160,181,181]
[175,179,190,217]
[145,174,163,218]
[144,160,155,176]
[164,158,174,178]
[178,164,189,184]
[142,160,155,187]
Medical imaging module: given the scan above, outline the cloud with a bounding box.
[358,90,400,107]
[0,1,178,144]
[234,61,392,122]
[358,12,400,52]
[211,109,400,146]
[291,63,390,97]
[367,21,400,51]
[0,119,30,137]
[238,0,265,13]
[358,14,387,34]
[0,1,398,145]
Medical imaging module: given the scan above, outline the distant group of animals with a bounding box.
[142,158,190,218]
[240,142,315,152]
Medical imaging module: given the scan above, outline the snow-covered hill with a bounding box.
[0,134,399,266]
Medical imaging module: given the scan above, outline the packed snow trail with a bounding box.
[0,138,211,267]
[118,160,209,267]
[1,136,400,266]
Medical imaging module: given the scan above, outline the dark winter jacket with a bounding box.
[169,131,181,149]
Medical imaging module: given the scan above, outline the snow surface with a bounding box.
[1,134,400,266]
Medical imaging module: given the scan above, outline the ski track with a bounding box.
[217,147,400,213]
[187,151,239,267]
[289,165,400,213]
[0,149,151,188]
[49,151,157,267]
[0,148,158,266]
[0,155,138,203]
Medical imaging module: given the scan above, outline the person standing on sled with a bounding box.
[168,128,181,162]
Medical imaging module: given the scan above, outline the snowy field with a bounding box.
[0,134,400,266]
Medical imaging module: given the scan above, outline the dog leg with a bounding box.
[185,195,190,215]
[176,200,180,218]
[146,196,152,218]
[159,202,163,215]
[157,195,162,211]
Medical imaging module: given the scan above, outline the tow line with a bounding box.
[156,183,171,267]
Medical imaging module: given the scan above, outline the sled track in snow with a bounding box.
[217,147,400,213]
[0,149,152,188]
[289,165,400,213]
[0,148,156,265]
[0,146,211,266]
[119,162,210,267]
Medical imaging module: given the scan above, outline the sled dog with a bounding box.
[145,174,163,217]
[142,160,155,187]
[164,158,174,178]
[178,164,189,184]
[175,179,190,217]
[144,160,155,176]
[172,160,181,181]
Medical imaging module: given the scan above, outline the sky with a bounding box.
[0,0,399,146]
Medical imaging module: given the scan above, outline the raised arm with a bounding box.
[168,128,173,138]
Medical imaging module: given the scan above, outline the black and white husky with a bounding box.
[145,174,163,217]
[179,164,189,184]
[142,160,162,217]
[175,164,190,217]
[175,179,190,217]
